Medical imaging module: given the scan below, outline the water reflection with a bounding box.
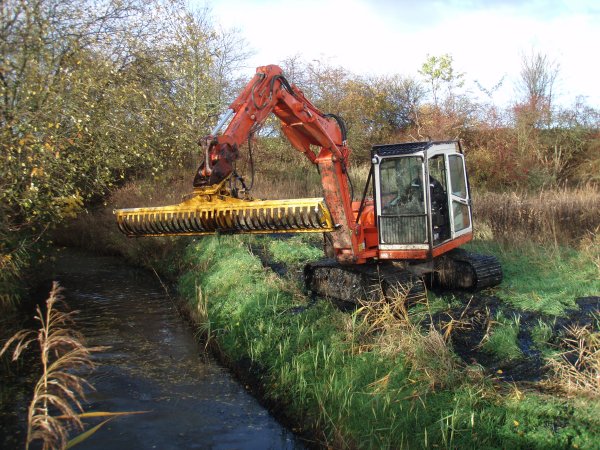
[22,249,304,450]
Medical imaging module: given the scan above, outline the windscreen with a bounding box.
[378,156,427,245]
[379,157,425,215]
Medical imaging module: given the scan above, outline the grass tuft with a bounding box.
[354,287,462,392]
[481,314,523,361]
[531,319,554,349]
[193,284,214,349]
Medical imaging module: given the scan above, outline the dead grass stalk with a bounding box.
[546,323,600,397]
[193,284,214,349]
[473,185,600,243]
[0,282,105,450]
[356,284,460,391]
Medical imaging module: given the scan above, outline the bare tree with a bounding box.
[517,50,560,126]
[381,75,425,130]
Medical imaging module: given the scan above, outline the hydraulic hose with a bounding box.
[324,113,348,143]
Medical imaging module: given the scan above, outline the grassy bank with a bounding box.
[47,177,599,448]
[465,240,599,315]
[176,235,599,449]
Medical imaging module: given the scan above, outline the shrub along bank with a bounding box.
[176,234,600,449]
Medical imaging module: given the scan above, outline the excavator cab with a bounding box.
[372,141,472,254]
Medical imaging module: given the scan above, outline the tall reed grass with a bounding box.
[472,185,600,244]
[1,283,148,449]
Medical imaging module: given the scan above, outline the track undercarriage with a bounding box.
[304,259,427,305]
[433,249,503,292]
[304,249,502,304]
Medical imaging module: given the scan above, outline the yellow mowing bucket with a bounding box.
[114,193,335,237]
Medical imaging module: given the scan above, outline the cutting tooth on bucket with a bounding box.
[114,193,335,237]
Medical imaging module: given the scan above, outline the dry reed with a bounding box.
[473,185,600,243]
[546,323,600,397]
[355,284,460,391]
[193,284,214,349]
[0,282,103,450]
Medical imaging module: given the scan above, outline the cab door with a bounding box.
[447,154,472,238]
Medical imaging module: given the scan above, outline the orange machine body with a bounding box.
[123,64,473,266]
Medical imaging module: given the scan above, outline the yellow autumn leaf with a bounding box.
[31,167,44,177]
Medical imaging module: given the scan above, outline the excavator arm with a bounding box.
[115,65,361,263]
[195,65,348,186]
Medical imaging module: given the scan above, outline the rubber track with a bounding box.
[445,249,503,291]
[304,259,426,304]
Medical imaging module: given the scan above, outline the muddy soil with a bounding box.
[249,241,600,383]
[249,242,289,277]
[428,293,600,382]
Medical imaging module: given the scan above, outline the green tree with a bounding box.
[414,54,475,141]
[0,0,247,308]
[419,54,464,108]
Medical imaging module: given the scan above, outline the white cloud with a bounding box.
[206,0,600,107]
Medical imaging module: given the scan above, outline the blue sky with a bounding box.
[205,0,600,108]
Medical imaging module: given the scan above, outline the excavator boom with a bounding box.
[114,64,360,262]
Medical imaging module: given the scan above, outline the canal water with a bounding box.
[1,249,304,449]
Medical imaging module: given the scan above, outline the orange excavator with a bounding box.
[115,65,502,302]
